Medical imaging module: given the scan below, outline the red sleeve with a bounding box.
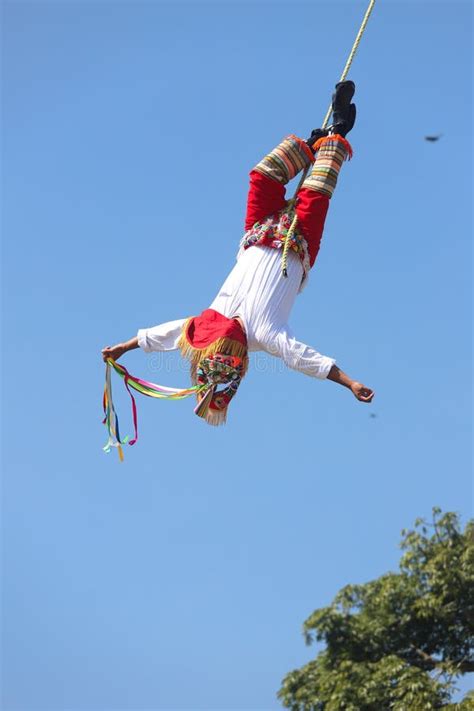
[244,170,288,231]
[296,188,330,266]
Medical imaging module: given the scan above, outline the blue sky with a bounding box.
[2,1,472,709]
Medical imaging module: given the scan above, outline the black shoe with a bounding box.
[306,127,329,152]
[331,103,356,137]
[331,80,356,137]
[333,80,355,112]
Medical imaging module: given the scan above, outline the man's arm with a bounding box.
[101,318,187,363]
[260,328,374,403]
[327,365,374,402]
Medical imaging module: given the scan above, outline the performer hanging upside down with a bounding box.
[102,81,374,426]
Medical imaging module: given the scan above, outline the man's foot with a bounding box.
[333,80,355,111]
[330,80,356,137]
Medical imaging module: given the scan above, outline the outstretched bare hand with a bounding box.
[350,382,374,403]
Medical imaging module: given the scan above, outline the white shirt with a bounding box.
[137,246,335,379]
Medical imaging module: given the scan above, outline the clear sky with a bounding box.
[2,1,472,709]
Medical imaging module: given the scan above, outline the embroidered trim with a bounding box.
[239,206,311,285]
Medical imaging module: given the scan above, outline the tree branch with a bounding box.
[408,647,474,674]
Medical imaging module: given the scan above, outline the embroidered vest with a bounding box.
[240,206,311,283]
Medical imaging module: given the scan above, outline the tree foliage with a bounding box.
[278,509,474,710]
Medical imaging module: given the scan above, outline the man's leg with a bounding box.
[244,135,315,231]
[296,81,356,266]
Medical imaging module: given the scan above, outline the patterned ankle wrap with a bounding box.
[253,134,315,184]
[302,135,353,198]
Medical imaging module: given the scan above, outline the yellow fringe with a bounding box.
[178,320,249,375]
[203,407,228,426]
[178,321,249,426]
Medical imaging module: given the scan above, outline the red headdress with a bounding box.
[178,309,249,425]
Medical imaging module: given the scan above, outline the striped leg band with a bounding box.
[301,135,353,198]
[253,134,315,185]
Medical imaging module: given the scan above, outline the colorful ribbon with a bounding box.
[102,359,206,460]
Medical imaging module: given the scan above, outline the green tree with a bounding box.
[278,509,474,710]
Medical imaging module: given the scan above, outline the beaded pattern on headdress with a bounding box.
[194,354,245,425]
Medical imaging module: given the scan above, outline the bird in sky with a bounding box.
[425,134,442,142]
